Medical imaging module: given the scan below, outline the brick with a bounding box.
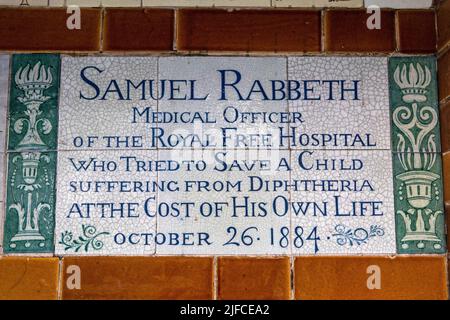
[218,257,290,300]
[365,0,433,8]
[62,257,213,299]
[438,0,450,50]
[439,49,450,102]
[295,256,448,300]
[0,8,101,51]
[397,10,437,53]
[444,153,450,203]
[177,9,321,52]
[441,100,450,152]
[324,10,396,52]
[0,257,59,300]
[103,9,174,51]
[446,202,450,248]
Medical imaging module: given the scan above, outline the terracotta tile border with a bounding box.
[0,7,442,54]
[1,255,448,300]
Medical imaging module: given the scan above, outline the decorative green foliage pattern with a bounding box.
[3,54,60,253]
[389,56,446,254]
[59,225,110,252]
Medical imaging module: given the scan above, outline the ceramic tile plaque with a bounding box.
[1,55,445,255]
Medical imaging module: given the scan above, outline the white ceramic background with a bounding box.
[58,56,158,151]
[54,56,398,255]
[157,148,291,255]
[288,57,391,150]
[364,0,433,8]
[0,55,9,254]
[290,150,396,255]
[55,150,157,255]
[158,57,288,150]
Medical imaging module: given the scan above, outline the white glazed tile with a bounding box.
[272,0,315,6]
[66,0,101,6]
[59,56,158,151]
[288,57,391,150]
[0,0,48,5]
[0,55,9,148]
[212,0,270,5]
[143,0,270,6]
[101,0,141,6]
[0,55,9,241]
[49,0,65,6]
[364,0,433,8]
[158,57,287,150]
[290,149,396,255]
[273,0,363,7]
[157,148,291,255]
[143,0,210,6]
[55,150,157,255]
[55,56,403,257]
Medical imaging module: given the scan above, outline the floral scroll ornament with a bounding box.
[331,224,384,247]
[59,225,109,252]
[392,63,442,250]
[8,62,54,249]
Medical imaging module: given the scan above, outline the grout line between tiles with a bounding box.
[173,9,178,51]
[290,255,295,300]
[213,256,218,300]
[99,7,105,52]
[57,257,63,300]
[394,10,400,53]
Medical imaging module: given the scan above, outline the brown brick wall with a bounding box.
[0,256,447,300]
[0,7,441,54]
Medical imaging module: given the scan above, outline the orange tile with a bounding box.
[177,9,321,52]
[441,100,450,152]
[397,10,436,53]
[438,0,450,51]
[295,256,448,300]
[439,49,450,102]
[446,202,450,248]
[324,10,396,52]
[103,9,174,51]
[61,256,213,300]
[218,257,290,300]
[0,257,59,300]
[0,8,101,51]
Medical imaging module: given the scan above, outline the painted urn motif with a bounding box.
[9,61,53,248]
[393,63,442,250]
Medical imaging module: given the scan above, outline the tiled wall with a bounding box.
[0,6,441,52]
[0,0,449,300]
[0,0,438,8]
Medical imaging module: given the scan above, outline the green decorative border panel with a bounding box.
[7,54,60,152]
[389,56,446,254]
[3,54,60,253]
